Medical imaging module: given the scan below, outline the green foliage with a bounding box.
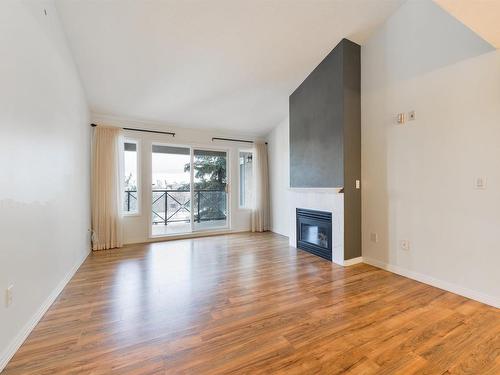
[183,155,226,190]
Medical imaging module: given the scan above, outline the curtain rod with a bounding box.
[212,137,267,145]
[90,124,267,144]
[90,123,175,137]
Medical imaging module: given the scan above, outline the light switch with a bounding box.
[474,177,487,190]
[355,180,360,189]
[397,113,406,124]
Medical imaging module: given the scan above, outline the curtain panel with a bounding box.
[91,126,124,250]
[251,142,270,232]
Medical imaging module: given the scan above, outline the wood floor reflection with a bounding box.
[4,232,499,374]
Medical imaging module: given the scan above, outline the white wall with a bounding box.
[92,115,259,244]
[0,1,90,370]
[362,0,499,307]
[267,117,290,237]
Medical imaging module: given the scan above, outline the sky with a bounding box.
[125,150,228,189]
[124,150,190,189]
[152,153,190,187]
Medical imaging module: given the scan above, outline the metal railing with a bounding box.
[124,190,138,212]
[124,189,227,225]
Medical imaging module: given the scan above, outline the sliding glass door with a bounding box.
[151,145,191,236]
[192,149,228,231]
[151,145,228,236]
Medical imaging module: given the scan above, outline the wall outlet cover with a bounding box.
[370,233,378,243]
[400,240,410,251]
[397,113,406,124]
[474,177,487,189]
[6,284,13,307]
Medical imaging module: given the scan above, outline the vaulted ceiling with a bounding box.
[56,0,404,136]
[435,0,500,49]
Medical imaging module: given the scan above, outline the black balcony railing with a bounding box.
[124,189,227,225]
[124,190,138,212]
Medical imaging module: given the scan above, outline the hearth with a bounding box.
[296,208,332,261]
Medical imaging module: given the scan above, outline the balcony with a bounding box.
[124,189,227,234]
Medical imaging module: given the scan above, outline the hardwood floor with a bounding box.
[4,232,499,374]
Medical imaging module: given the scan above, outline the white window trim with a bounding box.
[238,149,253,210]
[123,138,141,217]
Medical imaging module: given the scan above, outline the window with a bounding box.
[239,151,253,208]
[150,145,228,236]
[123,140,139,214]
[193,149,228,230]
[151,144,191,235]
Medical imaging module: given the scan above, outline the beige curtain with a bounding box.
[251,142,270,232]
[91,126,124,250]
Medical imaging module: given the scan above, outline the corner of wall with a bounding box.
[0,252,88,372]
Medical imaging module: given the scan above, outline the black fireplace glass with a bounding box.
[296,208,332,261]
[301,223,328,249]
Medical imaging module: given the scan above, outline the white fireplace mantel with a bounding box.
[287,187,343,194]
[287,188,344,265]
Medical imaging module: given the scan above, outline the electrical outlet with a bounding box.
[400,240,410,251]
[409,110,416,121]
[370,233,378,243]
[5,285,13,307]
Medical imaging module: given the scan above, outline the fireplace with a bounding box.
[296,208,332,261]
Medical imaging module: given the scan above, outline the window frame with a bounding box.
[148,141,231,238]
[123,138,141,216]
[238,149,254,210]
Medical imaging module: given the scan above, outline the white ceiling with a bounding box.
[56,0,403,136]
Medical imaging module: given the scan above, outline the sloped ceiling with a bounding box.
[434,0,500,49]
[56,0,403,135]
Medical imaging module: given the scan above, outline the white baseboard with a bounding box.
[0,250,89,373]
[124,229,251,245]
[363,257,500,309]
[341,256,364,266]
[269,229,289,238]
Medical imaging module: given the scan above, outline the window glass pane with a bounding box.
[151,145,191,236]
[124,141,138,213]
[152,145,189,155]
[239,151,253,208]
[193,149,228,230]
